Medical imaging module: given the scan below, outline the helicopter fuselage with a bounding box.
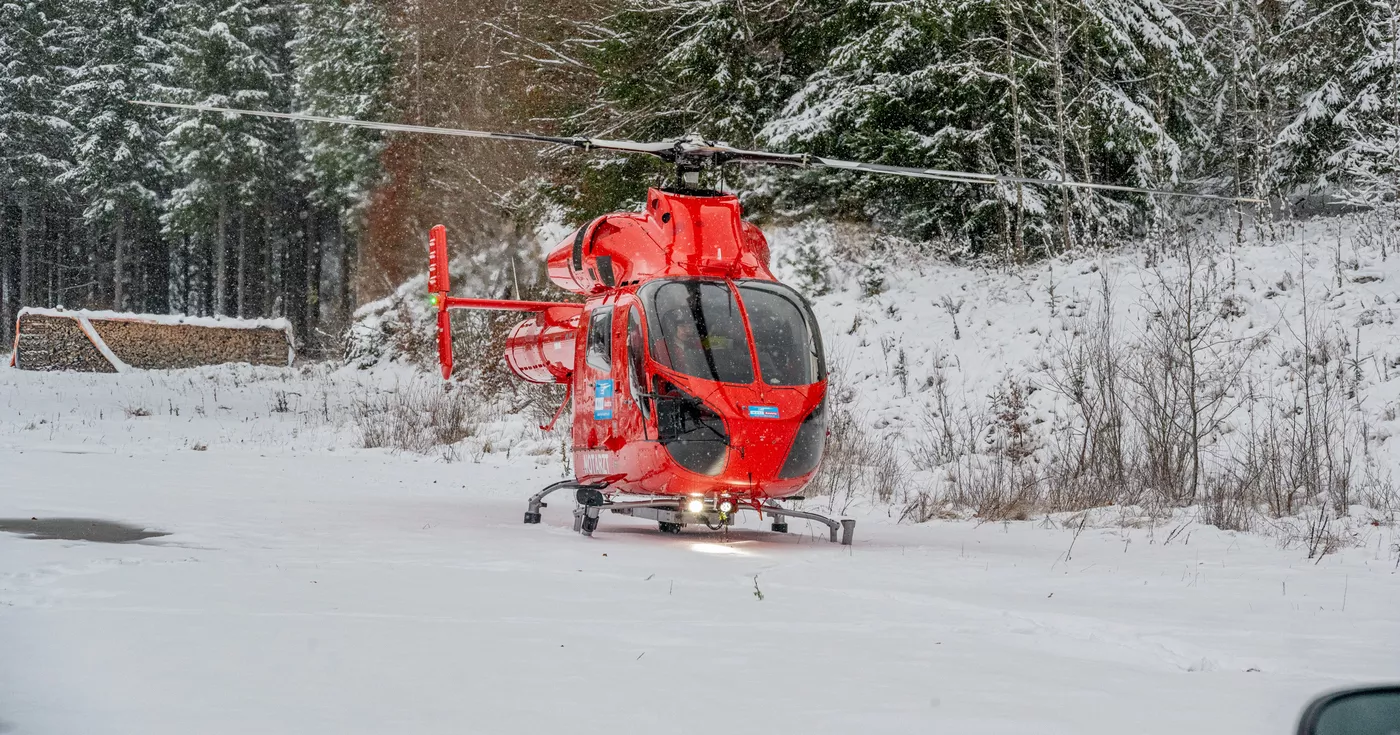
[432,187,829,508]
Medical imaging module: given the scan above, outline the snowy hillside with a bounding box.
[769,215,1400,544]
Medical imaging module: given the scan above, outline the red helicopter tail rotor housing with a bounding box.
[428,225,453,380]
[427,224,583,383]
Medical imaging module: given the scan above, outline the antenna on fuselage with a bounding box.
[509,256,521,301]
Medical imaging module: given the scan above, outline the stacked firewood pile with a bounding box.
[12,313,115,372]
[10,309,294,372]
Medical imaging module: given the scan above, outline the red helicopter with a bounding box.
[137,100,1263,544]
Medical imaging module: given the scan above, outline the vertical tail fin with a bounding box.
[428,225,453,380]
[428,224,450,293]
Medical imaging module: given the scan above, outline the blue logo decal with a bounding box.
[594,379,615,420]
[747,405,780,419]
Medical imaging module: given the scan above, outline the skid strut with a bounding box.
[523,480,608,524]
[763,504,855,545]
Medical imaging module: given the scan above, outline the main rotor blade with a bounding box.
[129,100,680,157]
[704,144,1266,204]
[135,100,1264,205]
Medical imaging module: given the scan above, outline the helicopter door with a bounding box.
[580,306,616,464]
[619,305,651,441]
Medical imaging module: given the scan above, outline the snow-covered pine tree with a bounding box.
[289,0,393,331]
[761,0,1206,256]
[558,0,829,222]
[162,0,291,317]
[759,0,1041,252]
[1267,0,1376,203]
[1179,0,1285,244]
[0,0,75,333]
[1331,0,1400,208]
[60,0,173,312]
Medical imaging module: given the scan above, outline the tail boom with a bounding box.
[427,224,582,381]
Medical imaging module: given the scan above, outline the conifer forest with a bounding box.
[3,0,1399,351]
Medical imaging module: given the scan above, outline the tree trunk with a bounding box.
[1229,0,1245,251]
[215,196,228,315]
[1050,0,1074,254]
[84,217,98,306]
[306,208,322,352]
[52,209,65,306]
[149,214,171,314]
[337,216,352,330]
[18,192,33,308]
[202,229,214,317]
[1390,0,1399,253]
[262,210,275,316]
[181,234,192,315]
[43,206,54,305]
[1005,11,1026,263]
[283,198,308,350]
[237,209,247,318]
[1,204,13,342]
[114,212,126,311]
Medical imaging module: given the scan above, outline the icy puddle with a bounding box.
[0,517,169,544]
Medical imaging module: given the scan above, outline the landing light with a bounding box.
[687,499,705,513]
[718,500,734,514]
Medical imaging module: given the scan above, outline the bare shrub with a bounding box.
[1043,269,1133,506]
[911,354,978,469]
[1351,210,1400,261]
[805,220,1400,554]
[353,383,483,456]
[893,232,1391,553]
[810,405,909,513]
[1202,242,1398,547]
[1357,464,1399,518]
[944,454,1040,521]
[903,374,1042,522]
[1123,241,1264,505]
[808,350,909,513]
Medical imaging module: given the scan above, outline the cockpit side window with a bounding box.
[737,281,825,386]
[586,307,613,372]
[643,280,754,384]
[626,306,650,419]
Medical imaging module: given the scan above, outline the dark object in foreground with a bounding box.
[0,517,169,544]
[1299,685,1400,735]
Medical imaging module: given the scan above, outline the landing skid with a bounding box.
[522,482,855,545]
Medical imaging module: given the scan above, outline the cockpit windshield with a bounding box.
[642,278,825,387]
[738,280,825,386]
[645,280,754,384]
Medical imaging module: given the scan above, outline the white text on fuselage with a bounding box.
[579,450,612,476]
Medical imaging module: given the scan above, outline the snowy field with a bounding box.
[2,356,1398,735]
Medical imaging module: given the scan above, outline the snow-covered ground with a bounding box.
[2,347,1399,734]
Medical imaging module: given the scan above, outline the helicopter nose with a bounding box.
[725,414,803,478]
